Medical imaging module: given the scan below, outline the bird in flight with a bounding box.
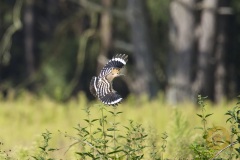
[90,54,128,106]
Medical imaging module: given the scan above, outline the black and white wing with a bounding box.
[98,54,128,78]
[90,54,128,106]
[96,77,122,106]
[89,76,98,97]
[90,76,122,106]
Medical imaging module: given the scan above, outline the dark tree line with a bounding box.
[0,0,240,104]
[167,0,239,103]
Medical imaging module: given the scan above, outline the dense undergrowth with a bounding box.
[0,92,239,159]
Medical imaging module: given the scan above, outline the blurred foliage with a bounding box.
[0,0,170,101]
[231,0,240,76]
[0,0,23,66]
[1,0,240,102]
[0,92,238,159]
[167,110,192,159]
[147,0,170,84]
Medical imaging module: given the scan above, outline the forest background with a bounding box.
[1,0,240,103]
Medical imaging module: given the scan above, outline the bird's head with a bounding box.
[106,68,124,82]
[111,68,124,77]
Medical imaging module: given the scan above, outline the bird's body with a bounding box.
[90,54,128,106]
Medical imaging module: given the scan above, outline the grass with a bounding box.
[0,92,239,159]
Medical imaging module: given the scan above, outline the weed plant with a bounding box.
[190,95,240,160]
[167,110,192,159]
[221,97,240,159]
[61,105,149,159]
[32,130,58,160]
[147,127,161,160]
[0,93,239,159]
[190,95,216,159]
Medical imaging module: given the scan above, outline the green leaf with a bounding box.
[117,135,125,139]
[84,119,90,123]
[76,152,94,158]
[91,119,99,122]
[124,126,129,130]
[93,131,100,134]
[48,148,57,151]
[114,146,122,150]
[225,111,233,116]
[236,136,240,143]
[74,127,81,131]
[108,149,123,155]
[108,111,114,114]
[196,114,203,118]
[32,156,45,160]
[39,147,45,151]
[106,134,113,138]
[135,135,147,140]
[205,113,213,118]
[107,128,116,131]
[202,134,207,139]
[83,130,89,134]
[226,118,232,123]
[235,147,240,154]
[137,154,144,159]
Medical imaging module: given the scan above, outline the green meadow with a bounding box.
[0,93,239,159]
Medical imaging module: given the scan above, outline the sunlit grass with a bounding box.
[0,92,237,159]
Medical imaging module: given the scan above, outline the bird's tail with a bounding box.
[99,92,122,106]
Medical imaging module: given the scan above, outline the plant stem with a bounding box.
[211,141,238,160]
[87,108,92,143]
[113,107,116,157]
[101,105,107,158]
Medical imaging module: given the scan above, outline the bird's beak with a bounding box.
[118,73,125,76]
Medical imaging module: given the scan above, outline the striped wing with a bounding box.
[97,77,122,106]
[99,54,128,78]
[97,77,111,98]
[89,76,98,97]
[99,92,122,106]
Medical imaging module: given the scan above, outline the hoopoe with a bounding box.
[90,54,128,106]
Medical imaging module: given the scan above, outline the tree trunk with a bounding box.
[214,0,230,103]
[24,0,35,78]
[127,0,158,98]
[192,0,218,100]
[46,0,58,38]
[167,0,196,104]
[97,0,112,73]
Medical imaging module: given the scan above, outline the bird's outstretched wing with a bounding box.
[96,77,122,106]
[89,76,98,97]
[97,77,111,98]
[99,54,128,78]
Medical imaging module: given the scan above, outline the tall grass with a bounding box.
[0,92,239,159]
